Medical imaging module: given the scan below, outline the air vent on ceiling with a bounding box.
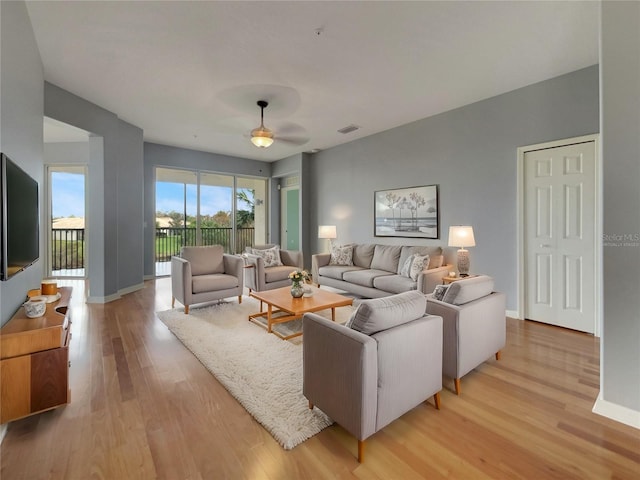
[337,124,360,134]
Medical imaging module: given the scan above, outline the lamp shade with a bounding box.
[250,127,274,148]
[318,225,337,239]
[448,226,476,248]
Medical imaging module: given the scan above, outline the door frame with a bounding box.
[516,133,601,336]
[45,163,89,279]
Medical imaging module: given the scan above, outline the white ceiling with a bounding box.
[28,1,599,162]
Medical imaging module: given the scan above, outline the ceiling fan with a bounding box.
[249,100,309,148]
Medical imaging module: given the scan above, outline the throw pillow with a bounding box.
[344,304,362,329]
[409,254,430,281]
[329,244,354,266]
[400,254,415,277]
[432,284,450,301]
[250,246,283,267]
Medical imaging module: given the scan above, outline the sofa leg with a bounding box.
[358,440,365,463]
[172,297,175,308]
[308,400,314,410]
[433,392,441,410]
[495,350,502,361]
[184,305,189,315]
[238,295,242,304]
[454,378,461,395]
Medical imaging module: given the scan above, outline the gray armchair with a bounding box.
[426,275,506,395]
[243,244,303,293]
[303,291,442,462]
[171,245,244,314]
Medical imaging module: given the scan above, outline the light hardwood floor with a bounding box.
[1,278,639,479]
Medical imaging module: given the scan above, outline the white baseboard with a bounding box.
[1,424,7,444]
[86,292,121,304]
[506,310,520,319]
[118,282,144,296]
[86,282,145,304]
[593,393,640,429]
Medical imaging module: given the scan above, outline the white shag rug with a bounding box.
[156,297,354,450]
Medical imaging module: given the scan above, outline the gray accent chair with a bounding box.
[426,275,506,395]
[243,244,303,293]
[171,245,244,314]
[303,291,443,463]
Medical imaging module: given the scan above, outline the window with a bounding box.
[154,167,267,276]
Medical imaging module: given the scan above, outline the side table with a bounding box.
[442,274,479,285]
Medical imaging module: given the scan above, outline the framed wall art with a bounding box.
[374,184,439,239]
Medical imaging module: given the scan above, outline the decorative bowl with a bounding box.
[23,297,47,318]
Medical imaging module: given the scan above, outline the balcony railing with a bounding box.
[50,227,256,274]
[51,228,85,271]
[155,227,255,262]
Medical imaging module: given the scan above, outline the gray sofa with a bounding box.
[303,291,443,462]
[312,244,451,298]
[426,275,506,394]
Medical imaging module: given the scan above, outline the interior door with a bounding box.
[281,187,299,250]
[524,141,596,333]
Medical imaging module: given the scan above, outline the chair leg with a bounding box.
[495,350,502,361]
[172,297,175,308]
[454,378,461,395]
[184,305,189,315]
[357,440,365,463]
[433,392,441,410]
[238,295,242,304]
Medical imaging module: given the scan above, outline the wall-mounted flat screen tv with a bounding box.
[1,153,40,281]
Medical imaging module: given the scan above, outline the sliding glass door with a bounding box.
[155,167,267,276]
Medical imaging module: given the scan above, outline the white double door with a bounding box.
[524,140,596,334]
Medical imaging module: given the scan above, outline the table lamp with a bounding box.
[448,226,475,277]
[318,225,337,252]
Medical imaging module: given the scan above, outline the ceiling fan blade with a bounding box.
[275,135,310,146]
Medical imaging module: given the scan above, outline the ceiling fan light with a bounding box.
[250,126,274,148]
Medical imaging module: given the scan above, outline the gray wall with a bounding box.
[0,1,44,325]
[44,142,89,164]
[44,83,145,301]
[601,1,640,413]
[310,65,600,311]
[117,121,144,292]
[142,142,272,277]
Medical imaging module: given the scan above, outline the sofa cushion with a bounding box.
[343,269,393,288]
[348,291,427,335]
[429,255,444,269]
[192,273,239,293]
[373,274,417,294]
[264,265,298,283]
[397,246,443,274]
[181,245,225,276]
[318,265,364,281]
[352,244,376,268]
[329,244,354,266]
[442,275,494,305]
[250,245,283,267]
[370,245,402,273]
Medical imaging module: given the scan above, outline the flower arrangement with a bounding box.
[288,269,310,286]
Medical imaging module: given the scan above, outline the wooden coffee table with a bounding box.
[249,286,353,340]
